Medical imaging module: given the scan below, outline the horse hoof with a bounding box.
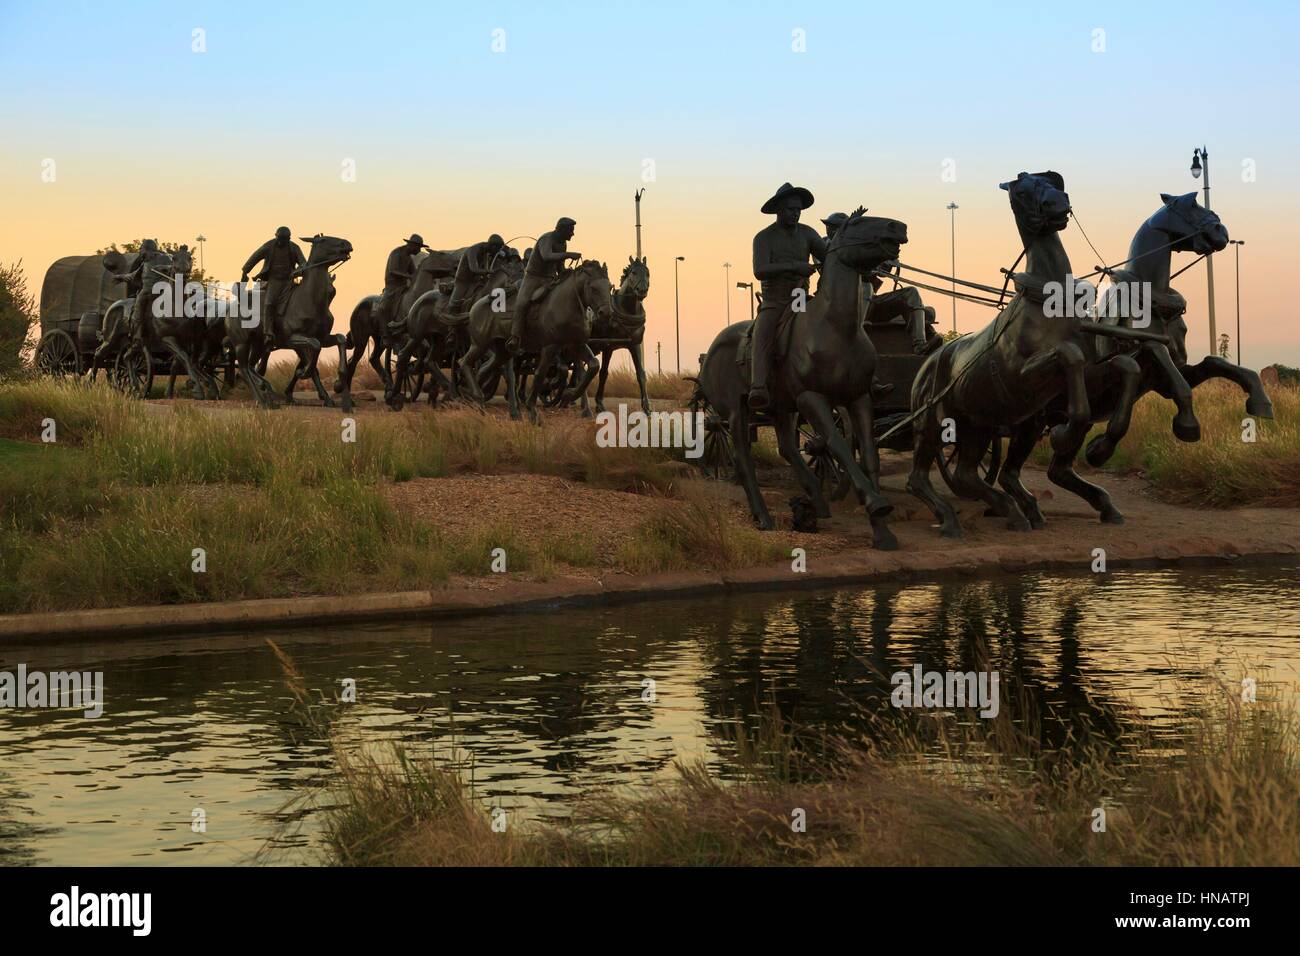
[1006,517,1032,532]
[815,501,832,520]
[872,528,900,551]
[865,496,893,520]
[1172,417,1201,443]
[1085,436,1115,467]
[1028,512,1047,530]
[322,397,336,409]
[1100,507,1125,525]
[755,515,775,531]
[940,526,963,540]
[1247,397,1274,420]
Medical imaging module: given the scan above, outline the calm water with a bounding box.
[2,565,1298,866]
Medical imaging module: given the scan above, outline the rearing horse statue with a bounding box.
[698,208,900,548]
[992,191,1272,525]
[905,171,1098,538]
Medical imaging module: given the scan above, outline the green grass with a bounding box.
[0,379,766,614]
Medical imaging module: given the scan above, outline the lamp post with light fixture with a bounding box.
[1190,147,1218,356]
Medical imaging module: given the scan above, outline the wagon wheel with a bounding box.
[937,435,1003,494]
[115,346,153,399]
[799,408,851,496]
[687,385,734,481]
[35,329,82,379]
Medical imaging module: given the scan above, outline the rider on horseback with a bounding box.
[748,183,825,411]
[381,234,430,337]
[508,218,579,353]
[240,227,306,338]
[110,238,162,335]
[448,234,506,313]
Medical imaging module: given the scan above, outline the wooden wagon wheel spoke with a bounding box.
[36,330,82,379]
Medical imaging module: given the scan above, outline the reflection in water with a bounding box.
[0,565,1296,865]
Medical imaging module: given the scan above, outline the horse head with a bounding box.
[1000,170,1071,235]
[1151,192,1228,256]
[826,208,908,275]
[618,256,650,299]
[170,243,192,277]
[301,234,353,269]
[572,259,613,320]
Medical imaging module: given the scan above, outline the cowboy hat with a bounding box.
[761,182,814,214]
[402,234,430,248]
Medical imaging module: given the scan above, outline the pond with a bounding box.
[2,564,1297,865]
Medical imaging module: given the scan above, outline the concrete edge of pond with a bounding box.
[2,537,1297,646]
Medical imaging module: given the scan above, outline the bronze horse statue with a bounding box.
[390,247,524,409]
[990,191,1272,525]
[338,248,457,409]
[225,234,352,410]
[698,208,901,548]
[905,171,1109,538]
[461,259,613,422]
[590,256,652,415]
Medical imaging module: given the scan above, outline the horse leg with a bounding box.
[1144,343,1201,442]
[844,393,898,549]
[998,420,1046,529]
[947,426,1030,531]
[1180,354,1274,419]
[796,391,893,523]
[500,351,520,421]
[774,411,831,519]
[1084,354,1141,466]
[594,347,613,414]
[307,346,335,408]
[906,416,962,539]
[631,342,651,416]
[729,405,773,530]
[460,343,488,404]
[525,345,556,424]
[158,336,206,401]
[370,339,395,397]
[389,336,418,409]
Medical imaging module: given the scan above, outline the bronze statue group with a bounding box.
[87,172,1274,548]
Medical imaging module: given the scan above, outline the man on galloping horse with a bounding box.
[748,183,825,411]
[241,227,306,338]
[448,234,506,313]
[508,218,580,352]
[381,234,430,337]
[111,238,162,334]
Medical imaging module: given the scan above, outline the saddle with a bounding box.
[736,304,800,374]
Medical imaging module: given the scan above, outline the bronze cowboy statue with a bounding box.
[508,217,580,353]
[382,234,431,337]
[748,183,826,411]
[241,227,307,338]
[448,234,506,313]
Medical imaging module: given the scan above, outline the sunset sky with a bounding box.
[2,0,1298,368]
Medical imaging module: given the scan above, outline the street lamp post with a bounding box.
[736,282,755,321]
[195,234,207,275]
[1229,239,1244,365]
[1190,147,1218,356]
[674,256,685,372]
[723,262,731,328]
[946,203,958,333]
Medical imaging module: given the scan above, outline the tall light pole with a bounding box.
[723,262,732,328]
[1232,239,1242,366]
[736,281,755,320]
[195,233,207,275]
[634,189,644,259]
[674,256,685,372]
[946,203,958,333]
[1190,147,1217,356]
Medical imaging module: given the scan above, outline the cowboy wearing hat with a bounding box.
[380,233,430,337]
[748,183,826,411]
[509,217,580,352]
[448,233,507,313]
[241,227,307,338]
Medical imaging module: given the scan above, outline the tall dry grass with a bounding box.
[303,663,1300,867]
[1032,380,1300,507]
